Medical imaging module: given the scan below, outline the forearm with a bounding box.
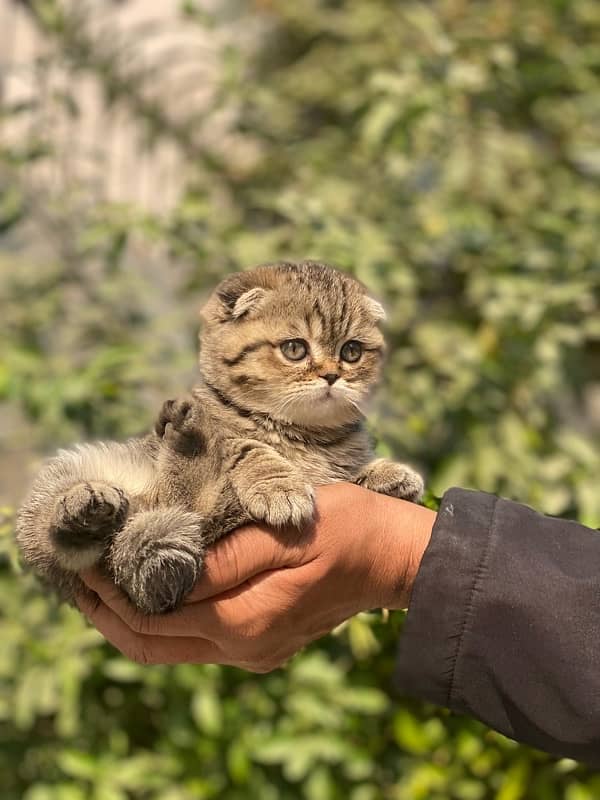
[79,477,600,766]
[396,488,600,766]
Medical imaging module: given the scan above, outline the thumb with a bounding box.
[186,522,314,603]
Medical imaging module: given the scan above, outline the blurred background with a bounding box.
[1,0,600,797]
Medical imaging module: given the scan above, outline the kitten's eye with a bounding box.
[340,340,363,363]
[280,339,309,361]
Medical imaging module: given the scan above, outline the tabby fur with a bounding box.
[16,261,423,614]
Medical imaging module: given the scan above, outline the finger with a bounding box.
[75,591,223,665]
[79,566,166,634]
[80,566,130,606]
[80,565,247,640]
[186,523,314,603]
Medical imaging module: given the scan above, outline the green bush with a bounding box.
[1,1,599,797]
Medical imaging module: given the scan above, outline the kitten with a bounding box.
[15,261,423,614]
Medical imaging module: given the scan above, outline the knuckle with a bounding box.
[127,639,154,666]
[124,608,163,638]
[221,626,269,663]
[216,538,240,582]
[77,588,101,615]
[124,609,148,634]
[132,652,151,665]
[233,620,271,650]
[135,616,154,636]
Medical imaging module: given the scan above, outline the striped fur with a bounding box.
[15,261,423,615]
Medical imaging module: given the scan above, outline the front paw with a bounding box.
[241,477,315,528]
[357,459,424,502]
[155,396,204,455]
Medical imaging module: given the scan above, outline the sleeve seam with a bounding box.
[445,494,500,708]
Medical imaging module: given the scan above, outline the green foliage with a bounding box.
[1,0,600,797]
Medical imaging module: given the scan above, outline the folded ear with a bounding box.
[365,296,386,322]
[201,273,270,323]
[230,287,269,319]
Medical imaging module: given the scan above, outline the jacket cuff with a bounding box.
[395,487,499,707]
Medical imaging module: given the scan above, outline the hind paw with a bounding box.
[49,482,129,569]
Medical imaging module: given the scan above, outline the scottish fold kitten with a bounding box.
[16,262,423,614]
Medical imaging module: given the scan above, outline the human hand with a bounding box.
[77,482,435,671]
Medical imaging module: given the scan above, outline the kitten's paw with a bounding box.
[52,482,128,538]
[155,396,204,455]
[50,482,129,569]
[242,478,315,528]
[357,459,424,502]
[120,547,201,615]
[110,507,206,614]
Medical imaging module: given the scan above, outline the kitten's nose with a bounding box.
[321,373,339,386]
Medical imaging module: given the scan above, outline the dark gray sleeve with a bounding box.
[395,487,600,766]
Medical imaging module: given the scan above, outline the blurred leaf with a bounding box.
[2,1,600,799]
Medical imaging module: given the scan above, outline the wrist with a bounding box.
[368,491,435,610]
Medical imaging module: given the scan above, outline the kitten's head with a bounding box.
[199,261,386,429]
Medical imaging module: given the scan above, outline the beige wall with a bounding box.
[0,0,227,213]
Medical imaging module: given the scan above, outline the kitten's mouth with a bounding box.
[279,383,363,427]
